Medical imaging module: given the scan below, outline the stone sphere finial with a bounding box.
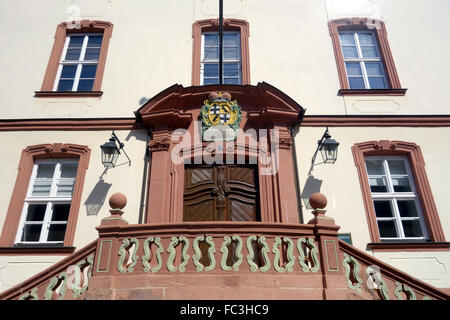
[309,192,327,210]
[109,192,127,210]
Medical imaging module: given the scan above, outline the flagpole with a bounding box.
[219,0,223,85]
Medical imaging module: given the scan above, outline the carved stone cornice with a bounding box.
[148,137,170,152]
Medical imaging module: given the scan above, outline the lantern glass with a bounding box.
[319,138,339,164]
[100,139,120,168]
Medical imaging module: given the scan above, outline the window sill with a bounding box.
[34,91,103,97]
[367,242,450,252]
[0,245,76,256]
[338,88,407,96]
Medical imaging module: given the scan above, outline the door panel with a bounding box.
[183,164,259,222]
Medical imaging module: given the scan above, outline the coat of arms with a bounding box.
[201,92,242,142]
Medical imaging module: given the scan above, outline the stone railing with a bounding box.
[2,192,448,300]
[94,222,321,275]
[338,240,448,300]
[0,241,96,300]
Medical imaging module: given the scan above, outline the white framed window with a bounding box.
[339,31,388,89]
[365,155,429,241]
[201,31,242,85]
[53,33,103,91]
[15,159,79,245]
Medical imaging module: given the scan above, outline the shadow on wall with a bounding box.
[301,175,323,210]
[84,178,112,216]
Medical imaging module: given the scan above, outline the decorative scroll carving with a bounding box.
[283,237,296,272]
[221,235,244,271]
[272,237,284,272]
[167,236,179,272]
[220,236,233,271]
[366,266,390,300]
[342,253,363,293]
[297,238,320,273]
[142,237,164,273]
[178,236,190,272]
[204,236,216,271]
[193,235,205,272]
[44,272,68,300]
[19,287,39,300]
[71,254,94,298]
[117,238,139,274]
[246,235,259,272]
[394,281,416,300]
[258,236,271,272]
[192,235,215,272]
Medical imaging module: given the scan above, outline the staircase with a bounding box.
[1,193,448,300]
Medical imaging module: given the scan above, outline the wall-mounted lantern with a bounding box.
[309,127,339,174]
[100,131,131,168]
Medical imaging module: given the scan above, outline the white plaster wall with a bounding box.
[295,126,450,288]
[1,0,449,119]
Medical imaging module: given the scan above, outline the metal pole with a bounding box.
[219,0,223,84]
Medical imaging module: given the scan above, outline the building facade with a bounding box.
[0,0,449,300]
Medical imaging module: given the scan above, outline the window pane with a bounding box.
[361,46,378,58]
[369,177,388,192]
[25,204,47,221]
[77,79,94,91]
[56,180,75,196]
[392,177,412,192]
[345,62,362,76]
[224,46,239,59]
[342,46,358,58]
[387,160,407,175]
[402,220,423,238]
[57,79,74,91]
[65,48,81,61]
[87,35,103,47]
[68,36,84,48]
[224,63,239,77]
[373,201,393,217]
[204,34,218,46]
[203,77,218,85]
[21,224,42,242]
[47,224,67,242]
[224,78,239,84]
[36,163,56,178]
[204,47,218,59]
[339,33,355,45]
[365,62,383,76]
[368,77,386,89]
[378,220,398,238]
[60,65,77,79]
[52,204,71,221]
[84,48,100,60]
[31,180,52,196]
[80,65,97,78]
[365,159,385,175]
[60,163,78,178]
[397,200,419,217]
[204,63,219,77]
[348,77,365,89]
[357,33,375,45]
[223,33,239,46]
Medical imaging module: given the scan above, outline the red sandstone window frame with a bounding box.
[0,144,90,254]
[352,140,446,250]
[35,20,113,97]
[192,19,250,86]
[328,18,406,96]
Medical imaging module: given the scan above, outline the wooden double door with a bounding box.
[183,164,260,222]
